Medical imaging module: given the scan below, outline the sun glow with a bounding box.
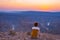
[0,0,60,11]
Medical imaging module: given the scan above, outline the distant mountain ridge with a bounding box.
[0,11,60,16]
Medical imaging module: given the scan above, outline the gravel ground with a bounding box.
[0,32,60,40]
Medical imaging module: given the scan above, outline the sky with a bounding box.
[0,0,60,12]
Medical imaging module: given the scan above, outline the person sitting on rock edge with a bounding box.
[31,22,40,39]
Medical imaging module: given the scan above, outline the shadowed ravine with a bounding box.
[0,11,60,34]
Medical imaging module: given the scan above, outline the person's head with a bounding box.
[34,22,38,27]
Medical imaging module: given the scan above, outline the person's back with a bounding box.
[31,22,40,39]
